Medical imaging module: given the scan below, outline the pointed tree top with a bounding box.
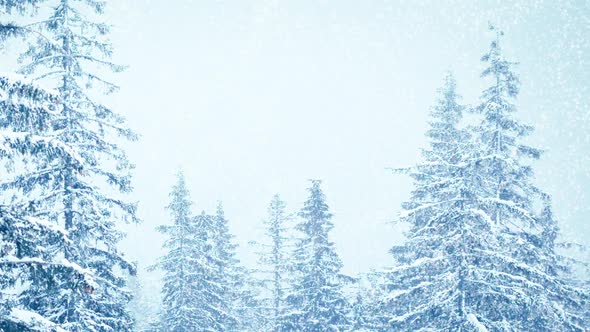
[430,72,463,127]
[175,168,185,180]
[439,72,460,104]
[488,23,504,42]
[479,27,520,99]
[483,23,507,59]
[171,170,190,196]
[216,201,225,217]
[443,71,456,89]
[299,179,333,222]
[269,193,286,211]
[305,179,328,203]
[306,179,325,196]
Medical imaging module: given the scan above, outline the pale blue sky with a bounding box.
[107,0,589,276]
[4,1,587,278]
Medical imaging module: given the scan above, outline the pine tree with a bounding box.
[464,26,586,330]
[1,2,118,329]
[252,194,294,331]
[380,73,477,330]
[153,181,258,331]
[0,75,92,332]
[282,180,350,331]
[212,203,239,330]
[2,1,140,330]
[213,203,262,331]
[152,172,220,331]
[382,28,587,331]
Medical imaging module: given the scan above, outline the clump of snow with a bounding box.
[467,313,489,332]
[9,308,66,332]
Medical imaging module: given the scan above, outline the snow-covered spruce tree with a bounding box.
[281,180,350,331]
[382,29,586,331]
[151,172,224,331]
[380,73,479,330]
[211,203,239,330]
[253,194,294,331]
[1,1,140,330]
[0,76,97,332]
[465,26,586,330]
[213,203,263,331]
[1,5,103,330]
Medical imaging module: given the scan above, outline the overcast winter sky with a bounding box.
[103,0,590,277]
[6,1,585,278]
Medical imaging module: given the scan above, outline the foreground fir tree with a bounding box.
[282,180,350,331]
[382,29,587,331]
[0,0,140,330]
[0,75,93,332]
[1,2,122,330]
[252,194,294,331]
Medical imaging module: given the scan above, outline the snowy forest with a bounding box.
[0,0,589,331]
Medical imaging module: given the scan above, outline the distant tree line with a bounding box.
[147,26,589,331]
